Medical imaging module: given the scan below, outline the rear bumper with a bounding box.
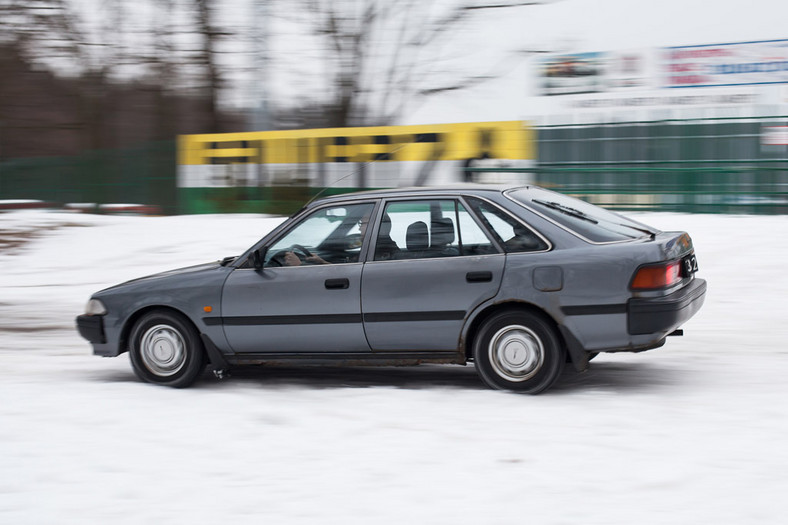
[628,278,707,335]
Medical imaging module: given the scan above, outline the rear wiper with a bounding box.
[532,199,598,224]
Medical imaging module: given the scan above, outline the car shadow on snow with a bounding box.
[551,359,689,395]
[207,363,489,391]
[90,368,142,384]
[85,355,688,393]
[185,358,687,394]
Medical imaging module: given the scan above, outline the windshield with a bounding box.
[507,187,657,243]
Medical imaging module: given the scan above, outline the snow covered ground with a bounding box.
[1,209,787,524]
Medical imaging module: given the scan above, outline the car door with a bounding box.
[361,198,505,351]
[221,201,376,354]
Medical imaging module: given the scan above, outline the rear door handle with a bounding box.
[325,278,350,290]
[466,271,492,283]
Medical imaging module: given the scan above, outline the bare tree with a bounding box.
[274,0,546,127]
[0,0,83,65]
[1,0,545,152]
[195,0,224,133]
[0,0,97,150]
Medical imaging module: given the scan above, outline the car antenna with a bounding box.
[303,167,360,208]
[303,139,416,208]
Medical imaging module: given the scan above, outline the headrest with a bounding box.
[431,217,455,247]
[379,213,392,237]
[406,221,429,251]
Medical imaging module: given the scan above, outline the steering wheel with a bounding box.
[269,244,314,266]
[289,244,313,257]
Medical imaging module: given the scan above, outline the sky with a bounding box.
[525,0,788,51]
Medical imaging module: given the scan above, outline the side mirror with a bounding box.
[252,247,267,271]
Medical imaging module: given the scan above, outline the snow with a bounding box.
[1,210,787,524]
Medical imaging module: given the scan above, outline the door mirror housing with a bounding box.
[252,247,267,271]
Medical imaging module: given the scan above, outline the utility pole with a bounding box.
[0,120,3,197]
[249,0,270,131]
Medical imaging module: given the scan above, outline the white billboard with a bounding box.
[663,39,788,88]
[539,50,653,96]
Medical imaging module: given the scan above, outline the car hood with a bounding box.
[99,261,223,293]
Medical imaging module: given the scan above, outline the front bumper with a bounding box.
[76,314,106,344]
[628,278,707,335]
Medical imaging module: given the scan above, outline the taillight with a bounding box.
[630,261,682,290]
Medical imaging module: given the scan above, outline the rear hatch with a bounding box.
[506,187,658,243]
[505,186,701,292]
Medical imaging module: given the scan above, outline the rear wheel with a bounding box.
[473,310,565,394]
[129,310,205,388]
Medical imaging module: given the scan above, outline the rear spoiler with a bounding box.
[657,232,694,260]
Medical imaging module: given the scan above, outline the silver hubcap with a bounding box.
[488,325,544,382]
[140,324,187,377]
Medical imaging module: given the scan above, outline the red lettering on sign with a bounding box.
[670,75,707,85]
[670,63,696,72]
[671,48,731,61]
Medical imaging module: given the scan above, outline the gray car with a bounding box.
[76,185,706,393]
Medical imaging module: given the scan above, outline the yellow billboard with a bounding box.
[179,121,532,166]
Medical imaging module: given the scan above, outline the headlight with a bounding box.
[85,299,107,316]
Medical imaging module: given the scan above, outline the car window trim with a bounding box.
[357,199,384,263]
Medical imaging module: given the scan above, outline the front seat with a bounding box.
[374,214,400,261]
[430,217,459,257]
[405,221,429,259]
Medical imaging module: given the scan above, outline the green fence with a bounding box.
[3,117,788,215]
[529,116,788,214]
[465,160,788,214]
[0,141,177,214]
[176,185,365,216]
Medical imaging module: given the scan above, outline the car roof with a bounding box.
[306,184,529,208]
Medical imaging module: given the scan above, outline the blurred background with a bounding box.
[1,0,788,215]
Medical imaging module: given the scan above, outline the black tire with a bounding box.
[129,310,205,388]
[473,310,566,394]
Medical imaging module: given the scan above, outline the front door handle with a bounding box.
[466,271,492,283]
[325,278,350,290]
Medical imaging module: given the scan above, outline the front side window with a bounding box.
[374,199,496,261]
[466,197,549,253]
[266,202,375,267]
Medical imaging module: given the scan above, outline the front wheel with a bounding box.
[129,310,205,388]
[473,311,565,394]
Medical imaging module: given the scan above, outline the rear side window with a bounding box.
[466,197,549,253]
[507,188,656,243]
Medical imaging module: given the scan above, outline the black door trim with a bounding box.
[561,304,627,316]
[363,310,465,323]
[205,310,467,326]
[204,314,362,326]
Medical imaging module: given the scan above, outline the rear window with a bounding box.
[506,188,656,243]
